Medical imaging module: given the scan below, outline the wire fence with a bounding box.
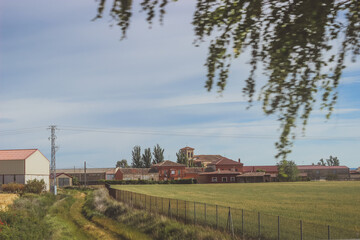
[107,187,360,240]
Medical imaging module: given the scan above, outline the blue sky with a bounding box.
[1,0,359,168]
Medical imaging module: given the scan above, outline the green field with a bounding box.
[112,181,360,236]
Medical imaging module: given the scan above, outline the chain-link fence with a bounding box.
[108,187,359,240]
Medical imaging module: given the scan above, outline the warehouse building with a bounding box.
[0,149,50,190]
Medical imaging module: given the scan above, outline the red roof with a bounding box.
[180,146,194,150]
[209,157,242,166]
[243,166,278,173]
[297,165,349,170]
[152,160,185,167]
[0,149,37,161]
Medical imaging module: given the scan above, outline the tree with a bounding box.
[132,145,143,168]
[94,0,359,160]
[116,159,129,168]
[317,155,340,166]
[152,144,164,164]
[142,148,152,168]
[176,150,188,166]
[277,160,299,182]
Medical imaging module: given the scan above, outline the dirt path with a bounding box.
[70,192,119,240]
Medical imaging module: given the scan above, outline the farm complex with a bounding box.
[58,147,355,184]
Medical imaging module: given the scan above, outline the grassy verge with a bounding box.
[85,188,236,240]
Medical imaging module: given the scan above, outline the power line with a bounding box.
[57,125,360,141]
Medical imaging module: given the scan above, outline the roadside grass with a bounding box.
[112,181,360,232]
[86,188,235,240]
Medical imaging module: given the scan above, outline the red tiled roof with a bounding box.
[180,146,194,150]
[243,166,278,173]
[152,160,185,167]
[209,157,242,166]
[199,170,240,175]
[0,149,37,161]
[193,155,224,163]
[297,165,349,170]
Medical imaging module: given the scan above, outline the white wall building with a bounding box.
[0,149,50,191]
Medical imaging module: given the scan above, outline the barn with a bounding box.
[0,149,50,190]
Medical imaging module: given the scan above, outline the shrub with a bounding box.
[24,179,46,194]
[1,183,24,193]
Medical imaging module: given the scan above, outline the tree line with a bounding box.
[116,144,165,168]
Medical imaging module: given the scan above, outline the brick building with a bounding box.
[152,160,186,181]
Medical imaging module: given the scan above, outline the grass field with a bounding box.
[112,181,360,234]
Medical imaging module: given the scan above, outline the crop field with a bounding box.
[0,194,18,211]
[113,181,360,237]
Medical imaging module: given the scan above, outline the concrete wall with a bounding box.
[25,150,49,175]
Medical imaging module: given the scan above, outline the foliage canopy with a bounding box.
[94,0,359,159]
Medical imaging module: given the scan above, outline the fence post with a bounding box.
[242,209,244,237]
[278,216,280,240]
[258,212,261,239]
[216,205,218,229]
[328,225,330,240]
[194,202,196,225]
[300,220,303,240]
[204,203,207,225]
[226,207,235,238]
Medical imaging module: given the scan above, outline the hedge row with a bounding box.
[102,178,197,185]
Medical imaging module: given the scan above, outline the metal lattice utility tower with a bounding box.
[49,125,58,195]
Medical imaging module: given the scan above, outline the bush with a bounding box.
[1,183,24,193]
[24,179,46,194]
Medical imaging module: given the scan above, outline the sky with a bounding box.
[0,0,359,169]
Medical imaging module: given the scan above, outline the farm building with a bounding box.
[115,168,159,181]
[50,173,73,188]
[297,165,350,180]
[152,160,186,181]
[57,168,116,185]
[197,170,239,183]
[180,146,243,168]
[0,149,50,190]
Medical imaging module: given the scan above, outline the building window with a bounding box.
[171,170,175,175]
[211,177,217,182]
[178,170,181,175]
[222,177,227,182]
[230,177,235,182]
[316,170,320,174]
[333,170,337,174]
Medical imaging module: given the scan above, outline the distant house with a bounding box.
[0,149,50,190]
[349,169,360,180]
[115,168,159,181]
[197,170,239,183]
[243,165,278,174]
[151,160,186,181]
[50,173,73,188]
[297,165,350,180]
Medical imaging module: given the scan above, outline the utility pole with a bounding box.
[84,161,87,187]
[48,125,57,195]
